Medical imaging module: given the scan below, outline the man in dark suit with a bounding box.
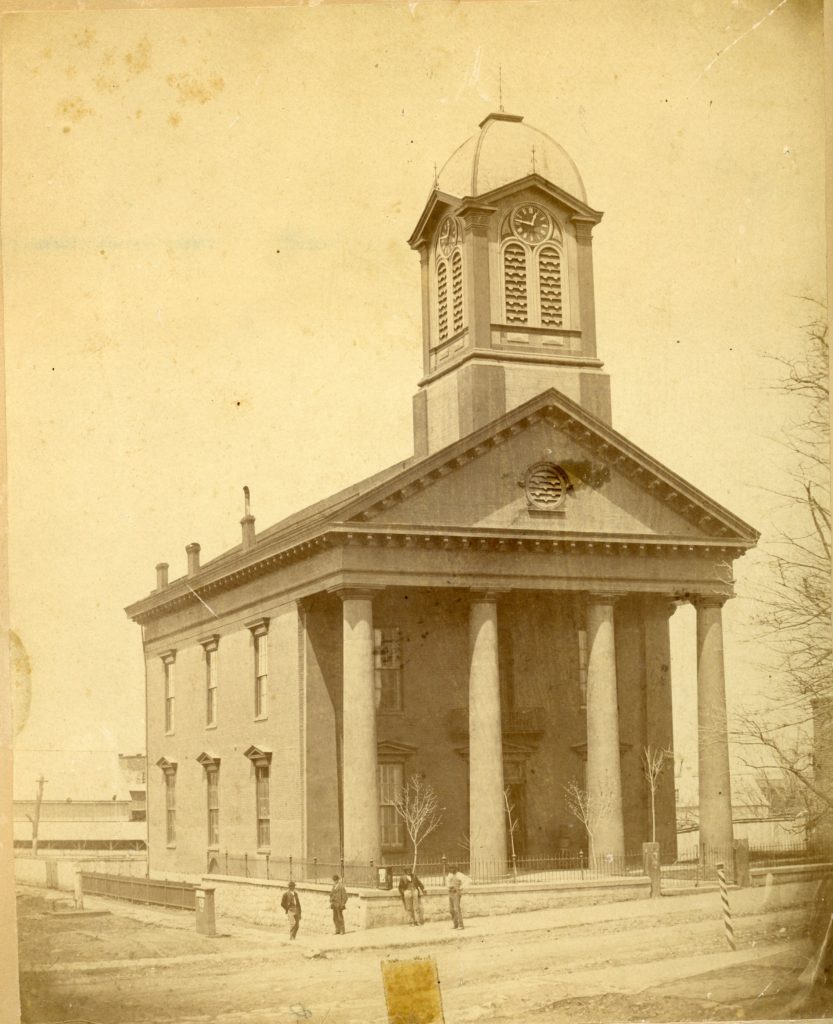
[398,870,427,925]
[280,880,301,940]
[329,874,348,934]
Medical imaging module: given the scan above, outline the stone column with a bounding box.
[585,594,626,858]
[644,597,678,858]
[694,596,734,850]
[340,590,381,864]
[468,592,506,872]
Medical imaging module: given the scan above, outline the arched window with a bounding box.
[437,260,449,342]
[501,205,567,328]
[503,242,528,324]
[538,245,563,328]
[451,251,464,334]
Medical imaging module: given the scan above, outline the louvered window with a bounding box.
[503,243,528,324]
[451,251,463,333]
[539,246,563,327]
[437,261,449,341]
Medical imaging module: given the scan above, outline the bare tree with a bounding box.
[642,745,672,843]
[392,774,443,873]
[735,313,832,835]
[564,778,614,862]
[504,787,520,879]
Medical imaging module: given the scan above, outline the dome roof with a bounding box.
[437,113,586,204]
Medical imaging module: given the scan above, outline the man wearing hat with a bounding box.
[329,874,348,935]
[280,881,301,940]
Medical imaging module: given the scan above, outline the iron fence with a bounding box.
[661,843,737,889]
[748,839,833,869]
[79,871,197,910]
[210,850,646,887]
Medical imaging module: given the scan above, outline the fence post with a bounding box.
[511,851,517,882]
[225,850,229,875]
[580,849,585,881]
[642,842,661,898]
[733,838,750,888]
[313,857,318,883]
[441,854,447,879]
[266,852,270,880]
[244,852,249,878]
[717,862,735,950]
[289,854,293,881]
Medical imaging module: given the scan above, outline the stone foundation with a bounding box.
[205,873,650,934]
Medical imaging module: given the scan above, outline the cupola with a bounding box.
[409,113,610,456]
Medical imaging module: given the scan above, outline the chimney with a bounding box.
[241,485,256,551]
[186,542,201,576]
[155,562,169,590]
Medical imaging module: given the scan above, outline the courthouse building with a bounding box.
[127,113,757,877]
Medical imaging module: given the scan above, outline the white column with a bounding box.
[695,596,734,850]
[585,594,626,858]
[468,592,506,872]
[340,590,381,864]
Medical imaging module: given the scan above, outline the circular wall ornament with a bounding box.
[525,461,569,511]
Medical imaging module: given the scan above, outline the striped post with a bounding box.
[717,862,735,951]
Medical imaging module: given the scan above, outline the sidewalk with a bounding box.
[18,877,815,968]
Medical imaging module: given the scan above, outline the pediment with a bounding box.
[339,390,757,547]
[196,752,221,768]
[243,745,272,765]
[377,740,418,758]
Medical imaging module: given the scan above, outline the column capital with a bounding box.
[468,588,508,604]
[329,585,384,603]
[584,590,627,606]
[690,593,730,610]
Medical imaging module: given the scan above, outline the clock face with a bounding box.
[438,216,458,256]
[512,204,550,244]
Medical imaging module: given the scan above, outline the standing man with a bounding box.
[398,870,427,926]
[280,880,301,940]
[329,874,348,935]
[447,865,464,930]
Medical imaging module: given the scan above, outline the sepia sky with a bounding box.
[3,1,826,781]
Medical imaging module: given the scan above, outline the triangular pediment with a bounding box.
[377,740,418,758]
[338,389,757,547]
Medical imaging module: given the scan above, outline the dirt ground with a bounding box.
[15,886,833,1024]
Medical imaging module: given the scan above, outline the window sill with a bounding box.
[165,731,175,737]
[207,845,219,852]
[256,847,271,854]
[254,714,268,723]
[205,723,217,731]
[166,843,177,849]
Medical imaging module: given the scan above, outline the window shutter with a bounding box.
[538,246,563,327]
[451,251,463,333]
[503,243,528,324]
[437,261,449,341]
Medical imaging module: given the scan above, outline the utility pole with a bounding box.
[31,776,47,856]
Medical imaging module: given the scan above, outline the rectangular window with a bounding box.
[374,628,403,712]
[577,628,588,709]
[206,648,218,727]
[256,765,271,848]
[206,768,219,847]
[378,762,404,848]
[165,773,176,845]
[164,661,175,733]
[254,633,268,718]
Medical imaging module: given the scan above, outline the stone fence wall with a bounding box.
[206,873,650,934]
[14,854,148,891]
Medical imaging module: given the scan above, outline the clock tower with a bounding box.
[408,112,610,456]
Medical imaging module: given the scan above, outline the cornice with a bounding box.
[127,524,745,625]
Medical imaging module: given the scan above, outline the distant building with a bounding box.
[14,749,147,853]
[127,112,758,879]
[119,753,148,822]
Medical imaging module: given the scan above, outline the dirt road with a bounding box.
[16,886,832,1023]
